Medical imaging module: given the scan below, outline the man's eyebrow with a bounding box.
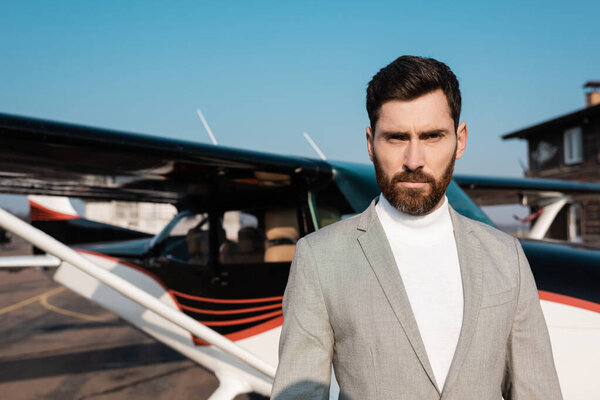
[419,129,449,136]
[379,130,410,137]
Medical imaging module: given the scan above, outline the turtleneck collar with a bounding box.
[376,193,451,232]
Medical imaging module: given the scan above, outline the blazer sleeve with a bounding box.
[502,238,563,400]
[271,238,334,400]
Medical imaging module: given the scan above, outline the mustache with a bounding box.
[391,170,435,184]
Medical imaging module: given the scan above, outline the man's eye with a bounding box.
[424,133,442,140]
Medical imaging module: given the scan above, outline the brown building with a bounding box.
[502,82,600,244]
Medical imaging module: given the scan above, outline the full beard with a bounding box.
[372,150,456,216]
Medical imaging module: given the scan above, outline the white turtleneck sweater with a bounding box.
[375,194,463,390]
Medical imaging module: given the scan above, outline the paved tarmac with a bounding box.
[0,266,266,400]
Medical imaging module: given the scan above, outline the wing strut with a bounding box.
[0,254,60,268]
[528,196,569,240]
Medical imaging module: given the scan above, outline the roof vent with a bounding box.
[584,81,600,107]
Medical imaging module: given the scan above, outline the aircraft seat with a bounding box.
[264,226,298,262]
[264,209,300,262]
[220,226,264,263]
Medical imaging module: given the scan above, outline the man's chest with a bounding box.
[320,241,517,347]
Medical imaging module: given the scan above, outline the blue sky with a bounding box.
[1,1,598,213]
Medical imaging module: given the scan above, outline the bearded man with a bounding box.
[271,56,562,400]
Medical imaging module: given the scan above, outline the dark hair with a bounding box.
[366,55,461,131]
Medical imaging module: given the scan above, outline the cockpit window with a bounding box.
[169,214,208,237]
[219,210,263,263]
[220,208,300,264]
[161,207,300,265]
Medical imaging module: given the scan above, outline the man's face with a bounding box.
[366,89,468,216]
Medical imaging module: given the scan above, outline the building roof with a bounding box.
[502,102,600,140]
[584,81,600,89]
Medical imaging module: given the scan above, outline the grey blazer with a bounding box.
[272,200,562,400]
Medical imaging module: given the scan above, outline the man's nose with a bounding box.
[403,140,424,171]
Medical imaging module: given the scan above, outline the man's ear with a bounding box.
[366,126,374,162]
[455,122,468,160]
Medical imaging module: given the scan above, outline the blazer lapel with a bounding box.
[357,201,440,394]
[441,208,483,398]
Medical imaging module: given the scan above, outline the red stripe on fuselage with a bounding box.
[170,289,283,304]
[179,302,282,315]
[198,310,283,327]
[539,290,600,313]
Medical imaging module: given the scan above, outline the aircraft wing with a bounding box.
[0,113,333,205]
[453,174,600,206]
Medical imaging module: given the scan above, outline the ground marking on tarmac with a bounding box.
[0,286,111,322]
[0,286,65,315]
[39,290,112,322]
